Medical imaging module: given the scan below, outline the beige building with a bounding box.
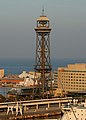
[57,63,86,95]
[0,69,4,78]
[53,70,58,90]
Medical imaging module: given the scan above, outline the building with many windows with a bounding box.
[57,63,86,95]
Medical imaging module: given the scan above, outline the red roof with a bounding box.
[0,78,24,83]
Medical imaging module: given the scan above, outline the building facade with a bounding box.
[0,69,4,78]
[53,70,58,90]
[58,63,86,93]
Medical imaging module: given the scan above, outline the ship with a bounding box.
[61,99,86,120]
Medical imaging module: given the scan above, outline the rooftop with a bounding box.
[37,16,49,21]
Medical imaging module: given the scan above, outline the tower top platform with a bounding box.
[37,15,49,21]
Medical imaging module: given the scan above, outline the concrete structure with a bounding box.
[0,97,72,111]
[0,68,4,78]
[0,97,72,119]
[57,63,86,95]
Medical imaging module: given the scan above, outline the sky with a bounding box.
[0,0,86,60]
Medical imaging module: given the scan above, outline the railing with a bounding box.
[0,97,72,109]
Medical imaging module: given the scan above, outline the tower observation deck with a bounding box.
[34,10,52,98]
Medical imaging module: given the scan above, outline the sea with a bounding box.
[0,58,86,75]
[0,58,86,120]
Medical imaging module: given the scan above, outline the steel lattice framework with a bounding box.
[34,11,52,98]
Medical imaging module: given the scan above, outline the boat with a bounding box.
[61,99,86,120]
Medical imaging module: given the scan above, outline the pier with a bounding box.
[0,97,72,119]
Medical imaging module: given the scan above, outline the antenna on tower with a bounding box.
[42,5,44,16]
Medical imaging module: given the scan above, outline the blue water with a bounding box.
[0,58,34,75]
[0,87,11,97]
[0,58,86,75]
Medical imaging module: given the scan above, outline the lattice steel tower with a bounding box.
[34,10,52,98]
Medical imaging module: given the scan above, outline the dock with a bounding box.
[0,107,61,120]
[10,108,61,120]
[0,97,72,120]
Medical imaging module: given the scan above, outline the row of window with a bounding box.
[63,82,86,85]
[64,87,86,90]
[61,81,86,84]
[60,78,86,81]
[59,75,86,78]
[59,72,86,75]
